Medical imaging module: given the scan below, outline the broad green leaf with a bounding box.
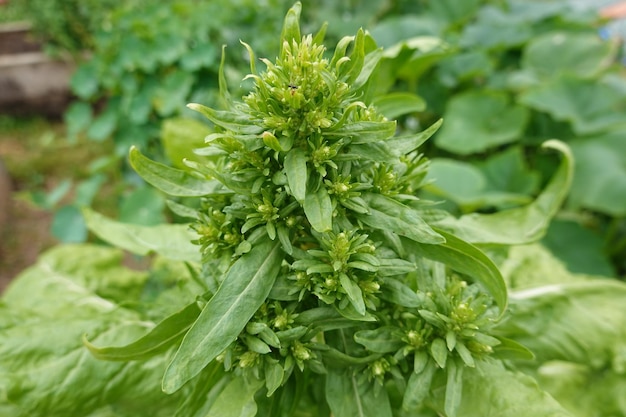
[505,280,626,367]
[284,148,308,202]
[118,186,166,226]
[71,62,99,99]
[371,92,426,119]
[161,117,212,169]
[568,130,626,216]
[51,205,87,243]
[129,146,223,197]
[87,102,118,142]
[162,238,283,393]
[325,369,393,417]
[477,146,540,196]
[435,91,529,155]
[83,208,199,262]
[518,76,626,135]
[304,186,333,232]
[0,245,183,417]
[357,193,444,244]
[522,31,616,79]
[84,302,201,361]
[429,360,574,417]
[542,220,616,277]
[433,140,573,245]
[404,230,508,315]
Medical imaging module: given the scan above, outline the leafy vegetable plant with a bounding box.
[3,3,625,417]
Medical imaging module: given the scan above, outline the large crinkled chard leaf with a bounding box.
[0,244,186,417]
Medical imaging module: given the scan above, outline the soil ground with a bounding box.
[0,116,112,293]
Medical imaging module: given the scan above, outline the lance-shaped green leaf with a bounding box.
[84,301,202,361]
[328,121,397,144]
[284,148,308,202]
[188,103,262,135]
[371,92,426,120]
[304,186,333,232]
[387,118,442,155]
[432,140,573,245]
[130,146,222,197]
[83,208,199,262]
[403,229,508,315]
[280,2,301,58]
[354,326,405,353]
[162,238,283,393]
[326,368,393,417]
[357,193,444,244]
[403,359,437,411]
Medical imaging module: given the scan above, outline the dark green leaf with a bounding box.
[339,273,366,316]
[84,302,201,361]
[403,360,437,411]
[51,205,87,243]
[357,193,444,244]
[162,238,283,393]
[354,326,405,353]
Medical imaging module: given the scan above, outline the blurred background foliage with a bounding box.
[1,0,624,278]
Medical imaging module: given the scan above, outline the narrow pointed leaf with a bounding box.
[357,193,444,244]
[188,103,262,134]
[304,186,333,232]
[280,2,301,56]
[84,302,201,360]
[162,238,283,393]
[83,208,199,262]
[129,146,222,197]
[284,148,308,202]
[339,273,366,316]
[388,118,443,155]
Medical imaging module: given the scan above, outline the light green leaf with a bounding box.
[339,273,366,316]
[506,280,626,367]
[129,146,223,197]
[84,302,201,361]
[280,2,301,58]
[162,238,283,393]
[284,148,308,202]
[83,208,199,262]
[435,91,529,155]
[161,118,212,169]
[304,186,333,232]
[432,140,573,245]
[357,193,444,244]
[326,369,393,417]
[371,92,426,119]
[51,205,87,243]
[0,245,183,417]
[431,359,575,417]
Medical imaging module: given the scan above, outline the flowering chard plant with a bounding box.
[45,4,620,417]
